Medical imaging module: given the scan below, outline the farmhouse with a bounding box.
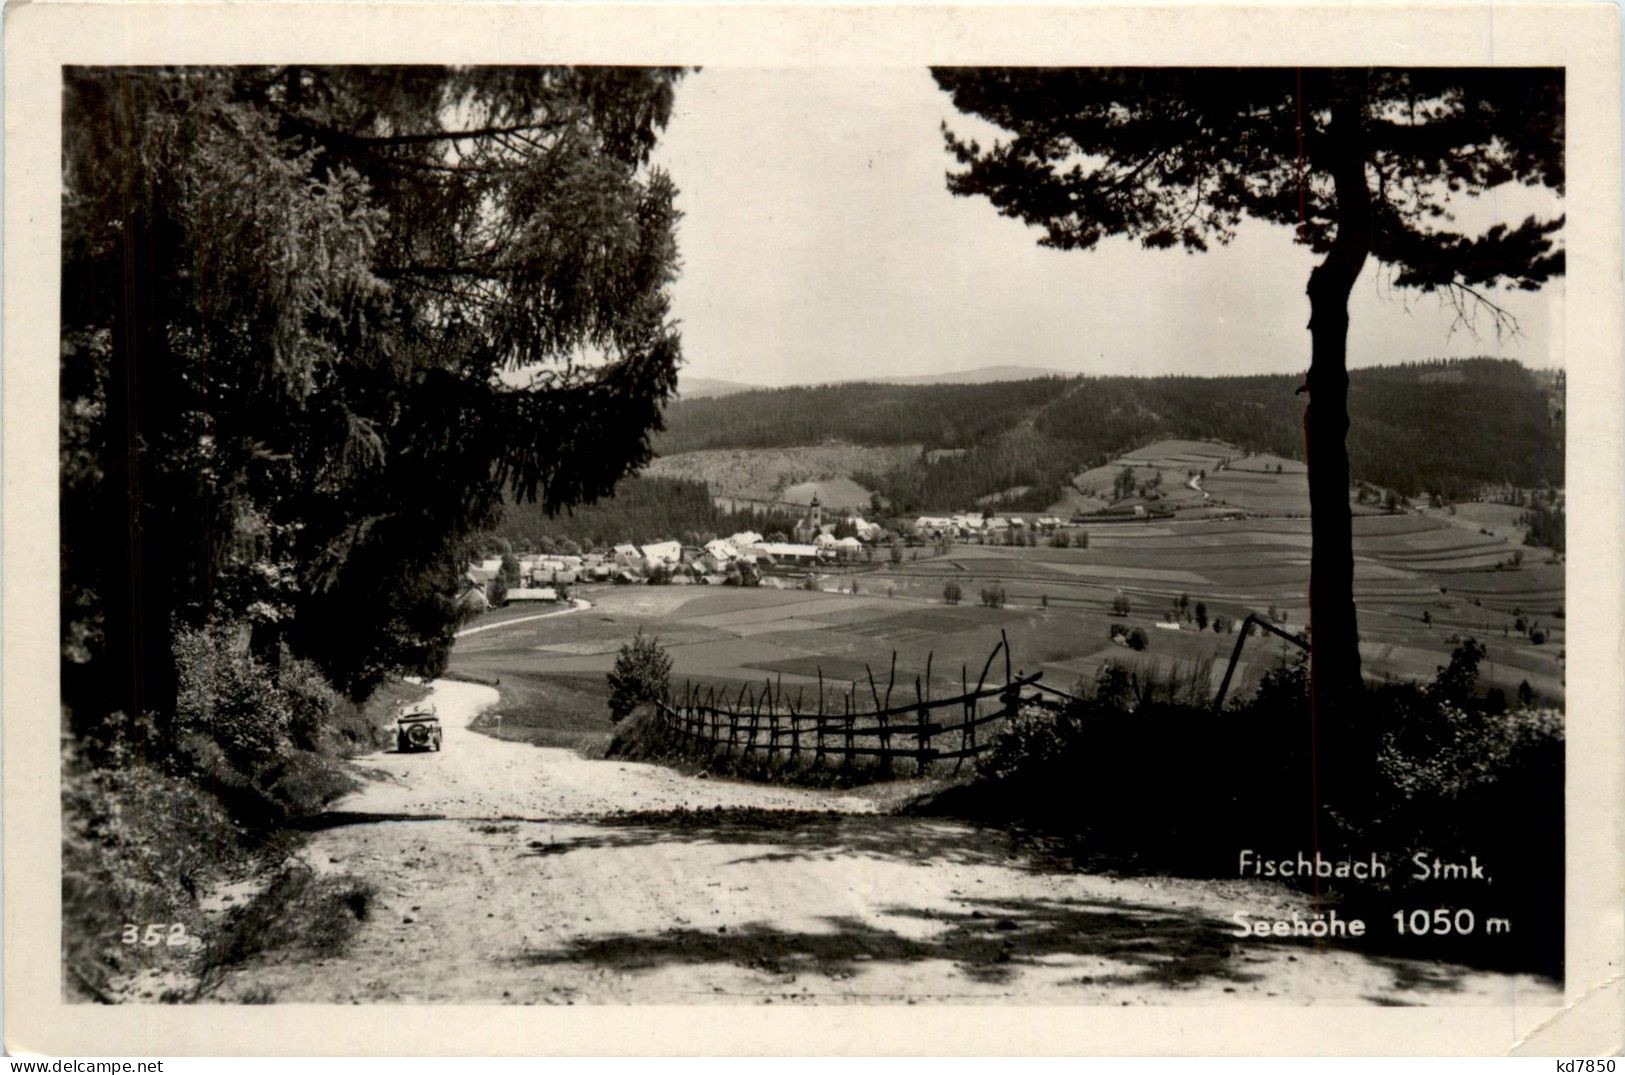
[703,537,739,569]
[464,563,501,601]
[530,565,579,585]
[640,540,682,567]
[750,541,826,566]
[612,543,642,569]
[834,535,864,560]
[505,586,559,604]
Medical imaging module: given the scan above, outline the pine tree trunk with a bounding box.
[1304,87,1371,721]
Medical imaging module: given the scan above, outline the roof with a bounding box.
[640,540,681,561]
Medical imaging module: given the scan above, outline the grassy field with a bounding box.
[453,438,1564,753]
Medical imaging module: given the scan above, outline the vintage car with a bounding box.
[394,709,443,753]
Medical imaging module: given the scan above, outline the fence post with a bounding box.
[815,685,826,767]
[844,694,855,767]
[746,686,763,759]
[915,673,930,775]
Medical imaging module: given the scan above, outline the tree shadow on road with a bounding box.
[513,892,1265,992]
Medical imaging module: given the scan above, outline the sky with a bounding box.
[649,67,1564,388]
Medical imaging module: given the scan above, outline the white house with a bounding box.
[702,538,739,572]
[834,535,864,560]
[612,543,642,568]
[639,540,682,567]
[750,541,826,566]
[726,530,763,549]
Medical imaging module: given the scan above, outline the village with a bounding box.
[460,495,1089,612]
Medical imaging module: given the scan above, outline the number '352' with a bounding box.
[121,923,189,947]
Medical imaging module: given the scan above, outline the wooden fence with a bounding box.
[654,632,1044,774]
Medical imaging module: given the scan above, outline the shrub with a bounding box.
[173,624,291,775]
[276,648,341,752]
[1125,627,1148,651]
[1111,594,1131,617]
[194,866,375,998]
[960,638,1564,976]
[1051,530,1071,548]
[606,629,672,722]
[62,749,248,996]
[979,584,1006,609]
[943,581,962,605]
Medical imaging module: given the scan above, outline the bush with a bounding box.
[173,624,291,775]
[276,648,341,752]
[1125,627,1148,651]
[979,584,1006,609]
[943,581,963,605]
[1111,594,1131,617]
[62,751,246,996]
[606,629,672,722]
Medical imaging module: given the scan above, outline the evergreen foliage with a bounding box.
[62,66,687,716]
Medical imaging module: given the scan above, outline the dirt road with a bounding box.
[219,679,1560,1005]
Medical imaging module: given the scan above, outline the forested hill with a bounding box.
[653,358,1562,509]
[659,377,1070,452]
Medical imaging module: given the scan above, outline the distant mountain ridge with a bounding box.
[865,364,1075,386]
[654,358,1563,512]
[675,376,757,399]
